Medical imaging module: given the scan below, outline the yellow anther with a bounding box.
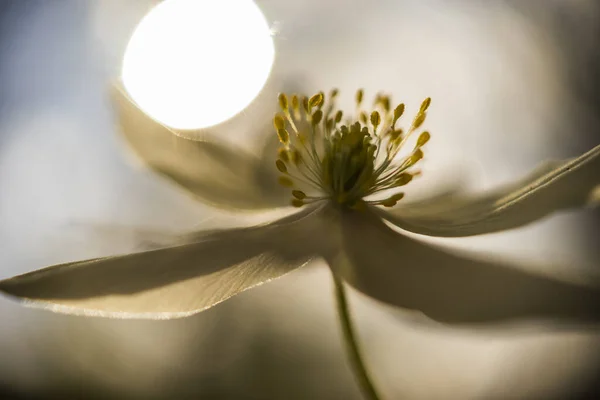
[273,114,285,131]
[370,111,381,130]
[291,199,304,207]
[391,192,405,201]
[302,96,309,114]
[278,176,294,187]
[292,190,306,200]
[380,192,405,207]
[335,110,343,123]
[410,149,424,164]
[420,97,431,113]
[290,149,303,165]
[275,159,288,173]
[312,109,323,125]
[379,96,391,113]
[272,89,433,209]
[393,103,405,125]
[359,112,368,125]
[394,173,413,186]
[416,131,430,147]
[278,93,288,112]
[412,111,426,130]
[298,132,308,145]
[309,92,324,109]
[277,128,290,144]
[380,199,397,207]
[291,95,301,119]
[325,118,334,132]
[356,89,364,106]
[278,147,289,162]
[389,129,403,141]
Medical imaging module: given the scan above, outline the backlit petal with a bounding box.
[0,205,331,318]
[330,209,599,325]
[377,144,600,237]
[112,84,288,210]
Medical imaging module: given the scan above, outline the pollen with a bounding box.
[273,89,432,208]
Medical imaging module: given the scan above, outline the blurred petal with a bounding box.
[377,144,600,237]
[0,205,331,318]
[331,209,599,325]
[111,84,288,210]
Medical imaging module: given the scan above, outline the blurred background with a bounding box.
[0,0,599,398]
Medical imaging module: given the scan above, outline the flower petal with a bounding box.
[0,205,330,318]
[331,209,599,325]
[377,144,600,237]
[112,84,288,210]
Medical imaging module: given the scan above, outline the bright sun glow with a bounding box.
[121,0,275,130]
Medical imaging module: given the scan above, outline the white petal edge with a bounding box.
[376,144,600,237]
[330,209,599,325]
[111,83,289,211]
[0,205,332,319]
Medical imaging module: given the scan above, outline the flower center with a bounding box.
[273,89,431,209]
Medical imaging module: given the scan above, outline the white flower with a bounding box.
[1,85,599,324]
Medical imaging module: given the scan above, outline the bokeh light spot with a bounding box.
[121,0,274,130]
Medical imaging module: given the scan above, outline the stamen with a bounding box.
[278,93,288,112]
[278,147,290,162]
[277,128,290,145]
[309,92,324,109]
[275,160,288,173]
[273,114,285,130]
[292,190,306,199]
[355,89,364,107]
[272,89,432,208]
[416,131,430,147]
[370,111,381,133]
[278,176,294,187]
[392,103,405,128]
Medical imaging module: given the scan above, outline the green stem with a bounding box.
[333,275,383,400]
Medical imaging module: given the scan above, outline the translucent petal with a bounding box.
[0,206,330,319]
[377,144,600,237]
[330,210,599,325]
[112,84,288,211]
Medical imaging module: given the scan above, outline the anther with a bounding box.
[275,160,288,173]
[394,173,413,186]
[335,110,343,123]
[370,111,381,131]
[278,148,290,162]
[412,111,426,130]
[393,103,405,126]
[278,176,294,187]
[291,199,304,207]
[273,114,285,131]
[416,131,430,147]
[309,92,324,109]
[355,89,364,106]
[312,109,323,125]
[302,96,309,114]
[419,97,431,113]
[278,93,288,112]
[380,192,405,207]
[359,112,368,125]
[277,128,290,144]
[292,190,306,199]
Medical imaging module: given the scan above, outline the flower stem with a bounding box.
[333,275,383,400]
